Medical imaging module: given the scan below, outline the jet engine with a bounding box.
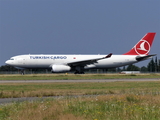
[51,64,71,72]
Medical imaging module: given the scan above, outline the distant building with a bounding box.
[120,71,140,74]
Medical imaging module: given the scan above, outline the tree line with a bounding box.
[0,57,160,73]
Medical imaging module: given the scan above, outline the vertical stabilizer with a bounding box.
[124,33,156,55]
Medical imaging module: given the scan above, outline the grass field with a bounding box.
[1,94,160,120]
[0,81,160,98]
[0,73,160,80]
[0,74,160,120]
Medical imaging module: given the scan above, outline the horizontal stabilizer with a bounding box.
[136,54,156,61]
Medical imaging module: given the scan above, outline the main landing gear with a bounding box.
[74,66,85,74]
[74,71,85,74]
[20,69,25,75]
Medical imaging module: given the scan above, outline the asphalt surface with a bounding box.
[0,78,160,104]
[0,96,66,105]
[0,78,160,83]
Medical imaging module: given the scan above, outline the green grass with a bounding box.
[0,81,160,98]
[1,94,160,120]
[0,73,160,80]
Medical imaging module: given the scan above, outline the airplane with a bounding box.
[5,33,156,74]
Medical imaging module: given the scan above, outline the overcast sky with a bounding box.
[0,0,160,67]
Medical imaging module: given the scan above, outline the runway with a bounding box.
[0,78,159,83]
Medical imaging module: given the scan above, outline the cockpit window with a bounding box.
[10,58,14,60]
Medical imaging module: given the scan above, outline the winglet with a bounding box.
[105,53,112,58]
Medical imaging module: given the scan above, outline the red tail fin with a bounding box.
[124,33,156,55]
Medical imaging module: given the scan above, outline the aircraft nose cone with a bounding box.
[5,60,9,64]
[5,60,11,65]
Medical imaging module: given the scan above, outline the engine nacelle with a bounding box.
[51,64,71,73]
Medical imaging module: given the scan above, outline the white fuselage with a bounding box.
[5,54,138,70]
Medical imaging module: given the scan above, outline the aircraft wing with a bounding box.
[67,53,112,67]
